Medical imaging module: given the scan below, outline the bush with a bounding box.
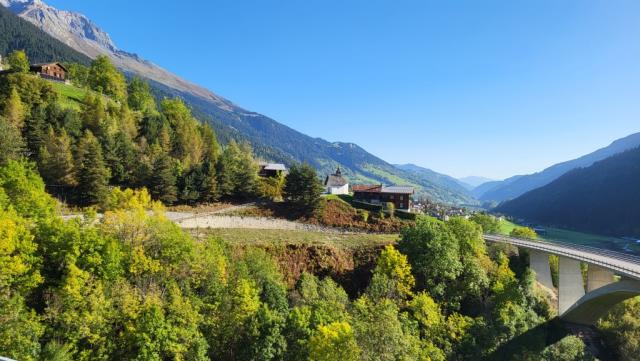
[384,202,395,218]
[358,209,369,223]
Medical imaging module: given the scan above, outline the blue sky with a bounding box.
[48,0,640,179]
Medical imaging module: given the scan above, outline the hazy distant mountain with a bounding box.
[476,132,640,202]
[496,147,640,237]
[394,164,477,205]
[457,176,494,190]
[1,0,475,204]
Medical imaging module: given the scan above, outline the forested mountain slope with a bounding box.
[1,0,474,204]
[0,4,89,64]
[478,132,640,202]
[496,147,640,237]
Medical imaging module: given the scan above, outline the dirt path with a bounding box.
[174,214,343,233]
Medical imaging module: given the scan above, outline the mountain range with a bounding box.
[474,132,640,203]
[0,0,478,205]
[496,146,640,237]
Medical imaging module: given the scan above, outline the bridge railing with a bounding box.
[484,234,640,280]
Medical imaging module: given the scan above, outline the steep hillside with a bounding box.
[1,0,474,204]
[0,4,89,64]
[496,147,640,237]
[478,132,640,202]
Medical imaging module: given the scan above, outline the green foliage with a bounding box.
[75,131,110,206]
[0,160,610,360]
[470,213,501,234]
[540,336,596,361]
[216,140,259,199]
[366,245,415,303]
[88,56,127,101]
[398,216,463,306]
[598,296,640,360]
[0,115,25,164]
[7,49,30,72]
[510,226,538,240]
[127,77,157,115]
[308,321,360,361]
[284,162,324,214]
[149,150,178,204]
[3,87,25,128]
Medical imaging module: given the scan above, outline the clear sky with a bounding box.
[47,0,640,179]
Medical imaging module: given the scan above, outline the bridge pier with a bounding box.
[529,250,554,290]
[587,265,615,292]
[559,257,586,315]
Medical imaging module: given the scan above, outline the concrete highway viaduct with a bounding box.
[484,235,640,325]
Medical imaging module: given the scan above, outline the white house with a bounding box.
[324,167,349,195]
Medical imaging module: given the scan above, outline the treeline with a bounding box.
[0,51,288,207]
[0,160,600,361]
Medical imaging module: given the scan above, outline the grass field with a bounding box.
[50,81,87,110]
[498,219,518,235]
[190,228,398,250]
[498,218,639,253]
[541,227,640,253]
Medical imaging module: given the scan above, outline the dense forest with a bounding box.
[0,160,609,360]
[0,5,91,65]
[496,147,640,237]
[0,51,274,208]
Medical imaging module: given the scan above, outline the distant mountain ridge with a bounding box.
[394,164,477,205]
[1,0,474,205]
[476,132,640,202]
[457,176,494,190]
[496,146,640,237]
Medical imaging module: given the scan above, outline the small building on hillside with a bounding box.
[352,184,414,210]
[324,167,349,195]
[258,163,287,178]
[30,62,67,82]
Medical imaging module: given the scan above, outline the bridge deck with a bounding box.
[484,235,640,281]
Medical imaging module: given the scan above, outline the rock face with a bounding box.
[0,0,232,107]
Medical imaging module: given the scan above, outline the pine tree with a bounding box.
[149,151,178,204]
[284,163,323,213]
[81,93,107,138]
[3,88,25,129]
[75,131,110,206]
[38,127,76,188]
[0,116,24,165]
[199,125,220,202]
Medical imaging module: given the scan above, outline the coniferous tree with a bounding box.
[75,131,110,206]
[284,163,323,213]
[3,87,25,129]
[38,127,76,188]
[149,150,178,204]
[0,116,24,165]
[81,93,107,138]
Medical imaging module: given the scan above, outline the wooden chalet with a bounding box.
[30,62,67,82]
[352,184,414,210]
[258,163,287,178]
